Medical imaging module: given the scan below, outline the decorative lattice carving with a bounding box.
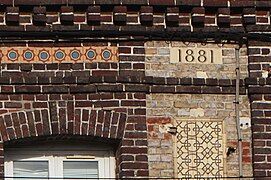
[176,119,224,178]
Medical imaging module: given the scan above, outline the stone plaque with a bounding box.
[170,47,222,64]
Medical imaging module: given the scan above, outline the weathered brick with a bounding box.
[135,140,148,146]
[122,0,147,4]
[33,102,48,108]
[75,101,93,107]
[262,49,270,55]
[149,0,174,5]
[121,100,146,106]
[120,171,135,177]
[4,102,22,108]
[33,7,46,14]
[136,170,149,176]
[41,109,50,135]
[6,7,19,13]
[94,101,119,108]
[38,77,50,84]
[67,0,94,4]
[42,86,69,93]
[204,0,227,6]
[176,0,200,6]
[254,133,271,139]
[125,85,148,92]
[114,15,127,24]
[26,111,36,136]
[153,77,166,85]
[97,85,123,92]
[61,14,74,24]
[6,14,19,24]
[0,0,12,5]
[15,86,41,93]
[95,0,120,4]
[92,70,118,76]
[230,0,254,7]
[33,14,47,24]
[6,128,15,140]
[120,147,148,154]
[70,85,96,93]
[176,86,201,93]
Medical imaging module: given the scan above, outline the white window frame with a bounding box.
[4,143,115,179]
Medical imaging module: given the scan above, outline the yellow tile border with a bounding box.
[0,46,118,63]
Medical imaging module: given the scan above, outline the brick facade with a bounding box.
[248,41,271,177]
[0,62,149,178]
[0,0,270,179]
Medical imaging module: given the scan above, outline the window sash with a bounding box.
[5,148,115,179]
[13,161,49,179]
[63,161,99,178]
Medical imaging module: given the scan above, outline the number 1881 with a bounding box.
[179,49,214,63]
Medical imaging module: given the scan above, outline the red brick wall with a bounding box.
[0,0,271,179]
[0,39,148,178]
[248,41,271,178]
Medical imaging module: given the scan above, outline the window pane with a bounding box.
[14,161,49,178]
[63,161,98,178]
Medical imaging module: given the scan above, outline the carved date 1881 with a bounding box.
[170,48,222,64]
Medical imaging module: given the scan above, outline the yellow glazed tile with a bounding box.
[20,48,36,63]
[0,46,119,63]
[83,47,100,62]
[36,47,53,63]
[52,47,67,63]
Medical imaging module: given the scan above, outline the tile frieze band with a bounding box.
[0,47,118,63]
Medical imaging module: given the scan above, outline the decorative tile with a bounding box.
[0,46,118,63]
[175,118,225,178]
[22,49,35,62]
[54,48,67,62]
[84,48,97,62]
[38,49,51,63]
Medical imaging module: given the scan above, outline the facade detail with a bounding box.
[170,47,223,64]
[0,47,118,63]
[5,143,115,179]
[175,118,224,178]
[0,0,270,179]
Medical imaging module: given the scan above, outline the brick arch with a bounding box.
[0,109,127,142]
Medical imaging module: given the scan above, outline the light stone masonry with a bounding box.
[145,41,248,79]
[147,94,253,178]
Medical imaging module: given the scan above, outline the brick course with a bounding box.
[0,0,271,179]
[0,1,268,39]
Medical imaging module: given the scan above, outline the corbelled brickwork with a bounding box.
[0,0,269,40]
[0,0,271,179]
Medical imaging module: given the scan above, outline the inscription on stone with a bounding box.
[170,48,222,64]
